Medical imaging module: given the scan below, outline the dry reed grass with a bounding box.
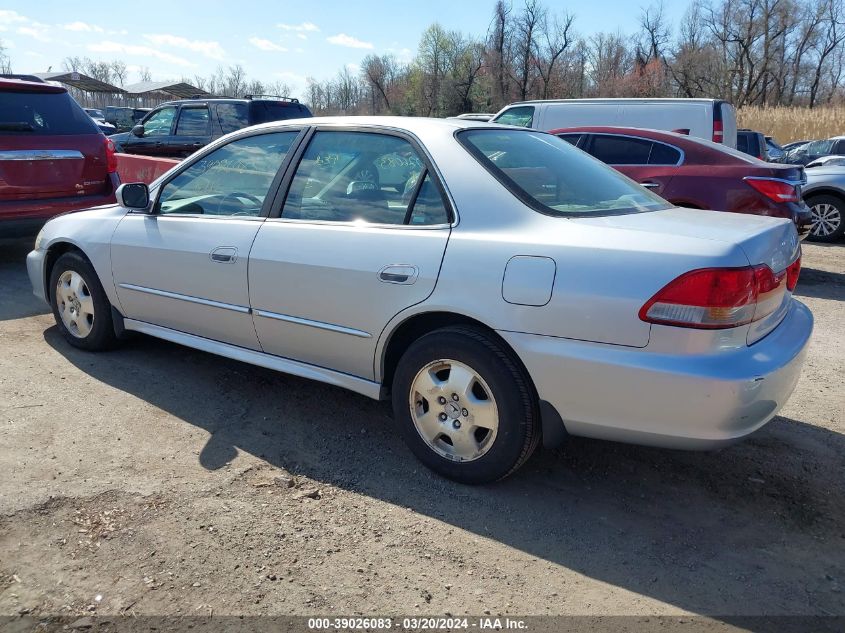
[737,105,845,143]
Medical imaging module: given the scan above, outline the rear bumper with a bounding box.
[0,175,118,237]
[500,300,813,449]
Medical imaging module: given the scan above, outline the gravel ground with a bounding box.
[0,237,843,622]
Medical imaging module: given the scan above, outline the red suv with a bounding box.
[1,78,118,237]
[551,126,812,237]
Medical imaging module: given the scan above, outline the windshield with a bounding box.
[458,129,671,216]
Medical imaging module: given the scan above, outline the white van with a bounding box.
[491,98,738,148]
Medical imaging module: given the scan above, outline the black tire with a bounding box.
[391,326,540,484]
[806,194,845,243]
[49,252,117,351]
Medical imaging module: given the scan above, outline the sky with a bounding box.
[0,1,695,99]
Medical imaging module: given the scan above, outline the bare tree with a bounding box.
[110,60,127,87]
[0,39,11,74]
[535,10,575,99]
[139,66,152,83]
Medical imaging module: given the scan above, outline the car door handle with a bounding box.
[210,246,238,263]
[379,264,418,285]
[641,182,660,189]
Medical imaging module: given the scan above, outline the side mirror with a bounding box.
[116,183,151,211]
[131,124,145,137]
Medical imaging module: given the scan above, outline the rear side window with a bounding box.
[252,102,309,124]
[590,135,652,165]
[493,106,535,128]
[649,142,682,165]
[175,107,210,136]
[216,103,249,134]
[0,91,98,135]
[557,134,582,146]
[458,129,670,216]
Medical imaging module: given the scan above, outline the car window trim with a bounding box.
[585,133,685,167]
[145,126,310,219]
[267,124,455,228]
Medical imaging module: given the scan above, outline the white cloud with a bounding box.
[249,37,287,52]
[296,33,307,40]
[87,41,195,67]
[327,33,373,49]
[143,33,225,60]
[63,21,104,33]
[277,22,319,32]
[17,25,50,42]
[0,10,28,26]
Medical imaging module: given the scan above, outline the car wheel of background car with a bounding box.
[49,252,117,351]
[391,326,540,484]
[806,194,845,242]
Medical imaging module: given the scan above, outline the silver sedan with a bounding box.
[28,117,813,484]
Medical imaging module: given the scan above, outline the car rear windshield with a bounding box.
[458,129,671,216]
[0,91,99,135]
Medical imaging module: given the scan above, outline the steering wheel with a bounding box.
[215,192,263,216]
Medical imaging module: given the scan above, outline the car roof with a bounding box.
[0,77,65,93]
[504,97,722,106]
[155,97,305,108]
[248,115,524,135]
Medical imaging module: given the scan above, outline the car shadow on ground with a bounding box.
[0,238,49,321]
[795,266,845,302]
[44,328,845,625]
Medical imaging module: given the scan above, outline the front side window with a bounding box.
[142,107,176,137]
[281,131,449,225]
[175,107,210,136]
[492,106,535,128]
[459,129,671,216]
[156,131,300,217]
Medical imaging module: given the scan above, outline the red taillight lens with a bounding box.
[104,137,118,174]
[786,256,801,291]
[744,177,799,203]
[712,120,724,143]
[640,261,796,329]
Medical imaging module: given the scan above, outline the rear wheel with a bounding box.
[49,252,117,351]
[391,326,540,484]
[807,194,845,242]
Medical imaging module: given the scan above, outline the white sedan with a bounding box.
[28,117,813,484]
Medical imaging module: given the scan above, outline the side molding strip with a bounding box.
[118,283,250,314]
[253,309,372,339]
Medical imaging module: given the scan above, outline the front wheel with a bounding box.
[391,326,540,484]
[807,194,845,242]
[49,252,117,351]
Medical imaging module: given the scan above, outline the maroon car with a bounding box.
[1,78,118,237]
[550,126,812,236]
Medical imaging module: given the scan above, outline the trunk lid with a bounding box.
[0,135,108,200]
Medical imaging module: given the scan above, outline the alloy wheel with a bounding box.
[811,202,842,237]
[408,359,499,462]
[55,270,95,338]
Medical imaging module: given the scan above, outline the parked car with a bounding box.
[28,117,811,484]
[551,126,812,236]
[806,155,845,168]
[766,136,786,162]
[109,96,312,158]
[782,140,811,152]
[783,136,845,165]
[0,77,118,237]
[84,108,116,135]
[104,106,150,133]
[803,164,845,242]
[492,98,738,147]
[736,129,769,160]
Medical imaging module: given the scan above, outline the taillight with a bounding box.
[104,137,118,174]
[639,261,796,329]
[712,120,724,143]
[786,256,801,291]
[744,177,799,203]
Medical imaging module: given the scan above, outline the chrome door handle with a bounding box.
[641,182,660,189]
[210,246,238,263]
[379,264,418,285]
